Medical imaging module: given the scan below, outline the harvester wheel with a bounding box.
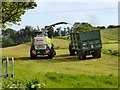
[48,49,53,59]
[48,53,53,59]
[30,49,37,59]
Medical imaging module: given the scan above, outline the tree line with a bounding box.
[1,23,119,48]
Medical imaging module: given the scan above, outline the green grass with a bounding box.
[1,40,118,88]
[1,34,119,88]
[2,72,118,88]
[100,28,119,41]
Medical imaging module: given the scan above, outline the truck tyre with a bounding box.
[69,43,75,56]
[70,50,75,56]
[92,52,96,58]
[78,52,86,60]
[96,51,101,58]
[82,53,86,60]
[92,50,101,58]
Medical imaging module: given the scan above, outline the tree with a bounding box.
[97,26,106,29]
[107,25,118,29]
[56,27,62,37]
[73,22,97,32]
[1,2,37,28]
[67,27,71,35]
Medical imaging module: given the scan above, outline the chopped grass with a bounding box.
[1,38,118,88]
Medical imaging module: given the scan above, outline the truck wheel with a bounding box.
[78,52,86,60]
[96,52,101,58]
[70,50,75,56]
[92,51,101,58]
[82,54,86,60]
[69,43,75,56]
[92,52,96,58]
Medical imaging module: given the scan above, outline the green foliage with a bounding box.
[2,72,118,88]
[73,22,97,32]
[2,26,36,47]
[2,2,37,27]
[2,77,43,89]
[2,37,15,47]
[107,25,120,29]
[102,49,120,56]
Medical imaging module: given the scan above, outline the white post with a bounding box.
[2,59,4,76]
[11,57,14,77]
[6,57,9,77]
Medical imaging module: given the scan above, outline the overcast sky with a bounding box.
[7,0,119,30]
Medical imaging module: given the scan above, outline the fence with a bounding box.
[0,57,14,78]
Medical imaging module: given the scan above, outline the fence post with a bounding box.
[6,57,9,77]
[1,57,14,78]
[11,57,14,77]
[2,59,4,77]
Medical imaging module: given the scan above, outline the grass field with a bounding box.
[100,28,119,41]
[1,36,119,88]
[0,28,119,88]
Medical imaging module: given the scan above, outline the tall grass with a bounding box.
[2,72,118,88]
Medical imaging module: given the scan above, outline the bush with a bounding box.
[2,78,44,89]
[102,49,120,56]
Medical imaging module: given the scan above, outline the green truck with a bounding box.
[69,30,102,60]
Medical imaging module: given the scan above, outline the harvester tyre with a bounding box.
[48,53,53,59]
[48,49,53,59]
[30,49,37,59]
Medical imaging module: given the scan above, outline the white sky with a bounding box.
[7,0,119,30]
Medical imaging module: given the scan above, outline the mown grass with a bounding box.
[1,47,118,76]
[1,28,119,89]
[1,41,118,88]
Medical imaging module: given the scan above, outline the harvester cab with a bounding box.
[30,30,56,59]
[30,22,68,59]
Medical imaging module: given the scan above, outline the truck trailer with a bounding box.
[69,30,102,60]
